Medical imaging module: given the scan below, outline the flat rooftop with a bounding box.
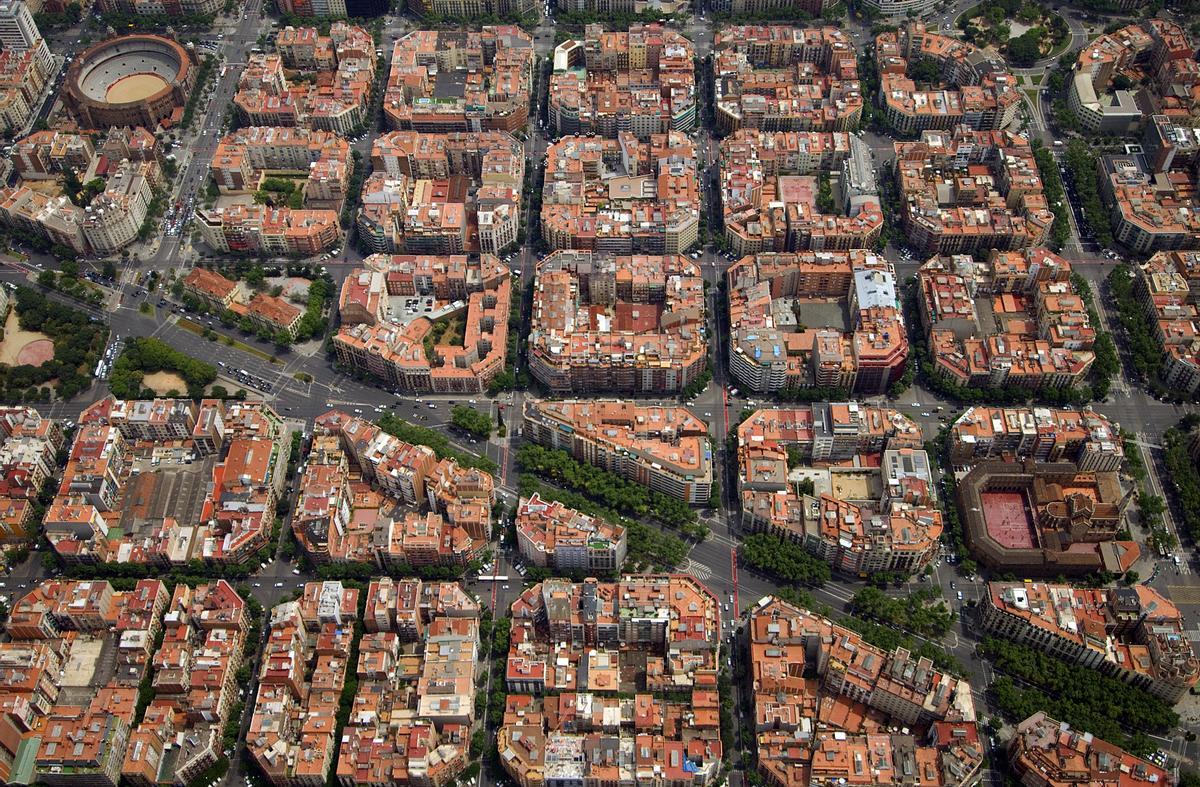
[981,490,1038,550]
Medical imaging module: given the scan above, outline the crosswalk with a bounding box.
[683,558,713,581]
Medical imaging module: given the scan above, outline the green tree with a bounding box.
[62,168,84,205]
[450,406,493,439]
[740,533,830,586]
[378,414,497,474]
[1006,29,1043,67]
[981,637,1178,756]
[907,58,941,83]
[816,172,836,214]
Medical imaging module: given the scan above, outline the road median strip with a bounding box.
[176,317,278,363]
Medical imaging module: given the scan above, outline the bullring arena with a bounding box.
[64,34,195,130]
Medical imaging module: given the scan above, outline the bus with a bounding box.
[477,575,509,582]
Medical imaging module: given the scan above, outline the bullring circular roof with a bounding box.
[70,35,191,106]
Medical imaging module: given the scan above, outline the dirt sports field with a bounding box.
[0,310,54,367]
[142,371,188,394]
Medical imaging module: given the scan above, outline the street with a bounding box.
[2,0,1200,782]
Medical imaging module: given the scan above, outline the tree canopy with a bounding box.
[450,406,493,439]
[849,586,955,637]
[108,337,217,399]
[1006,29,1044,67]
[0,287,108,403]
[740,533,830,586]
[980,636,1178,757]
[377,413,497,474]
[515,443,706,539]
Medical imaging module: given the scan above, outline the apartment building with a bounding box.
[712,27,860,135]
[0,185,87,252]
[195,204,341,256]
[273,0,347,16]
[235,25,374,134]
[312,409,494,537]
[406,0,536,21]
[738,402,922,463]
[376,510,485,569]
[181,267,307,339]
[33,692,135,787]
[182,267,247,312]
[528,251,707,394]
[918,248,1096,391]
[509,574,719,656]
[1134,251,1200,394]
[45,398,286,566]
[556,0,687,14]
[982,582,1199,703]
[1,579,241,787]
[383,28,533,133]
[0,128,162,256]
[1009,712,1170,787]
[727,251,907,395]
[720,130,883,256]
[523,399,712,504]
[97,0,220,14]
[549,24,696,139]
[0,407,63,543]
[247,583,358,786]
[1142,114,1200,175]
[10,129,95,180]
[499,575,722,787]
[1069,21,1196,133]
[358,130,523,256]
[515,492,627,573]
[1101,148,1200,255]
[289,435,354,564]
[0,43,50,133]
[334,580,479,787]
[210,126,351,212]
[122,581,249,787]
[737,404,938,576]
[894,126,1052,255]
[854,0,940,16]
[246,292,305,341]
[542,131,699,254]
[709,0,833,16]
[80,160,154,255]
[0,2,52,76]
[332,253,511,394]
[875,23,1020,135]
[749,597,983,787]
[949,406,1123,471]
